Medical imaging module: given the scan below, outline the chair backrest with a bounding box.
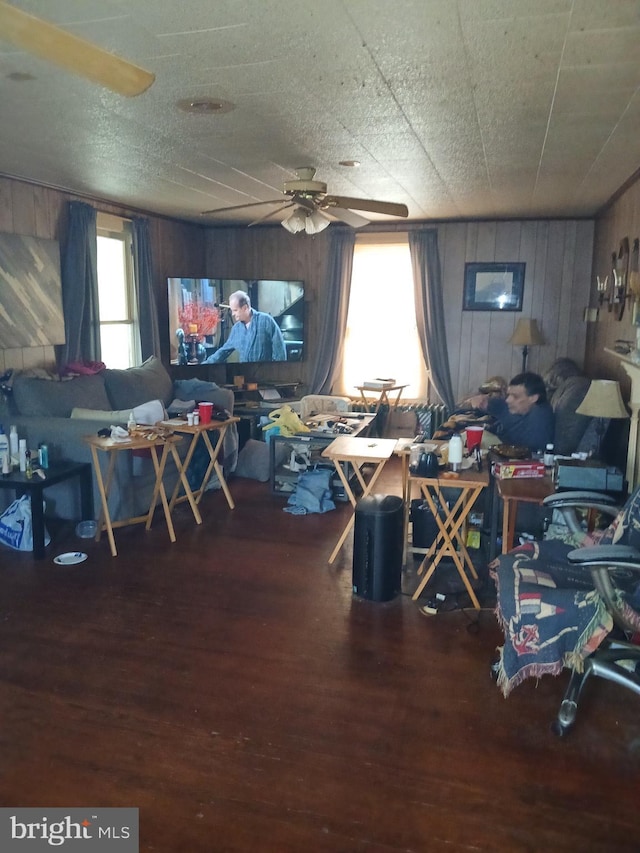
[298,395,351,421]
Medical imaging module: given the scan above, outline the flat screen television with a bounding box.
[167,277,304,366]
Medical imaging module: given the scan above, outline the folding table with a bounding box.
[162,416,240,514]
[84,433,185,557]
[321,435,397,564]
[410,466,489,609]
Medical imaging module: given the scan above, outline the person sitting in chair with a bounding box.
[467,371,554,453]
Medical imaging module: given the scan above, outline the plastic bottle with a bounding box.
[448,433,463,472]
[127,411,136,433]
[543,443,555,468]
[0,426,8,474]
[19,438,27,473]
[9,425,18,467]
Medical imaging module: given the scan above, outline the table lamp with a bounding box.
[575,379,629,458]
[508,318,546,373]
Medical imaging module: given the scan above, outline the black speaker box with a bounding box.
[352,494,403,602]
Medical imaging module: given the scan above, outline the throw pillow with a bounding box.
[70,399,166,424]
[103,356,173,410]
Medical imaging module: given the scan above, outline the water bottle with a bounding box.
[0,426,9,474]
[9,425,18,467]
[448,434,463,472]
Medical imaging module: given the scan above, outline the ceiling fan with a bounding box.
[0,1,155,97]
[201,167,409,232]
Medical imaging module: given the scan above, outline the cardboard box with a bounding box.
[493,460,546,479]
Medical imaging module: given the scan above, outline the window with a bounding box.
[96,213,140,369]
[337,235,429,399]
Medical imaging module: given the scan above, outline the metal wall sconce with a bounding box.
[594,237,639,321]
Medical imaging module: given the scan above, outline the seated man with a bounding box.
[468,371,554,453]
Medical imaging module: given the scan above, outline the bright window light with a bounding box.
[338,238,429,399]
[96,215,140,368]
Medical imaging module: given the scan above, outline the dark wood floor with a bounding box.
[0,456,639,852]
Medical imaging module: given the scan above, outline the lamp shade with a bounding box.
[281,208,307,233]
[508,318,545,347]
[281,206,330,235]
[576,380,629,419]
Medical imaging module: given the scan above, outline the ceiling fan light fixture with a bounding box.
[304,209,330,234]
[281,207,307,233]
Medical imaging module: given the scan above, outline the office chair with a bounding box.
[491,487,640,736]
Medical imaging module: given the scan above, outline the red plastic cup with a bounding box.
[465,425,484,451]
[198,402,213,424]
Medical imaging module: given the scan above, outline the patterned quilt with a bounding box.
[490,486,640,697]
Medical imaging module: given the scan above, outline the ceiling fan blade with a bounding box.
[323,195,408,218]
[201,199,285,215]
[248,203,293,226]
[328,207,370,228]
[0,1,155,97]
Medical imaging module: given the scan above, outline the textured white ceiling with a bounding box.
[1,0,639,225]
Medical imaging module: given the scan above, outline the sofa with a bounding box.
[543,358,598,456]
[0,357,238,522]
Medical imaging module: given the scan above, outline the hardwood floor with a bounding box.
[0,456,638,852]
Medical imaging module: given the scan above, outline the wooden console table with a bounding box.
[493,475,555,554]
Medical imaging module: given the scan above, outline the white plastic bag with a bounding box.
[0,495,50,551]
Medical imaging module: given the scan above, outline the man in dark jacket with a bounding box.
[468,372,554,453]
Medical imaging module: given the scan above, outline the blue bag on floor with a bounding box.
[0,495,50,551]
[283,466,335,515]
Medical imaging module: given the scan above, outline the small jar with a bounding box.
[38,444,49,469]
[409,444,422,474]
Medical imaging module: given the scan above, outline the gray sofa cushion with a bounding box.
[13,373,111,417]
[103,356,173,410]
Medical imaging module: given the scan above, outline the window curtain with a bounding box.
[58,201,100,367]
[309,228,355,394]
[132,216,161,360]
[408,228,455,412]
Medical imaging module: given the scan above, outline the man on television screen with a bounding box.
[203,290,287,363]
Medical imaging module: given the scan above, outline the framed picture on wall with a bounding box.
[463,262,525,311]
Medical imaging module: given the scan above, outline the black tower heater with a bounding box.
[352,494,403,601]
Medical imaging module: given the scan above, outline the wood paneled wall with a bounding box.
[0,173,593,405]
[0,175,205,378]
[438,219,593,400]
[586,172,640,398]
[204,220,593,402]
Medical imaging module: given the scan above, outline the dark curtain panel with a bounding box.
[308,228,355,394]
[409,228,455,412]
[58,201,100,367]
[132,216,161,360]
